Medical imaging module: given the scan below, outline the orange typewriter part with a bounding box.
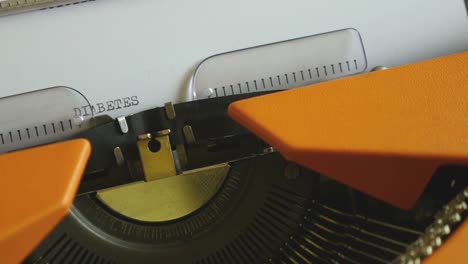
[0,139,91,264]
[423,219,468,264]
[228,51,468,210]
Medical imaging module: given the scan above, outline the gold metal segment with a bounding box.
[98,129,230,222]
[183,125,196,144]
[137,130,176,182]
[97,163,230,222]
[164,102,176,120]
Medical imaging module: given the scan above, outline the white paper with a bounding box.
[0,0,467,118]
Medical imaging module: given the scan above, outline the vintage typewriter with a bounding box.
[0,50,467,263]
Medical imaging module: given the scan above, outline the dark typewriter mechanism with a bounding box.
[27,93,468,264]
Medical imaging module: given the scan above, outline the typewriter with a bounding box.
[0,50,466,263]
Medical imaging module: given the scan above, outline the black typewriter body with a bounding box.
[27,93,468,264]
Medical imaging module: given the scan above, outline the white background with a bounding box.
[0,0,467,117]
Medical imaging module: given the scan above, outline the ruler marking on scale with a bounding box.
[68,120,73,130]
[52,123,56,134]
[60,121,65,132]
[0,134,4,144]
[201,59,360,99]
[17,130,22,141]
[8,131,13,143]
[192,29,366,99]
[26,128,30,139]
[198,61,363,99]
[0,1,96,16]
[43,124,48,135]
[35,126,39,137]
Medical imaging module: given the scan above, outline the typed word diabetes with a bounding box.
[74,96,139,117]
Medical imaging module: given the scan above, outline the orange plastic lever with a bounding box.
[0,139,91,264]
[229,51,468,209]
